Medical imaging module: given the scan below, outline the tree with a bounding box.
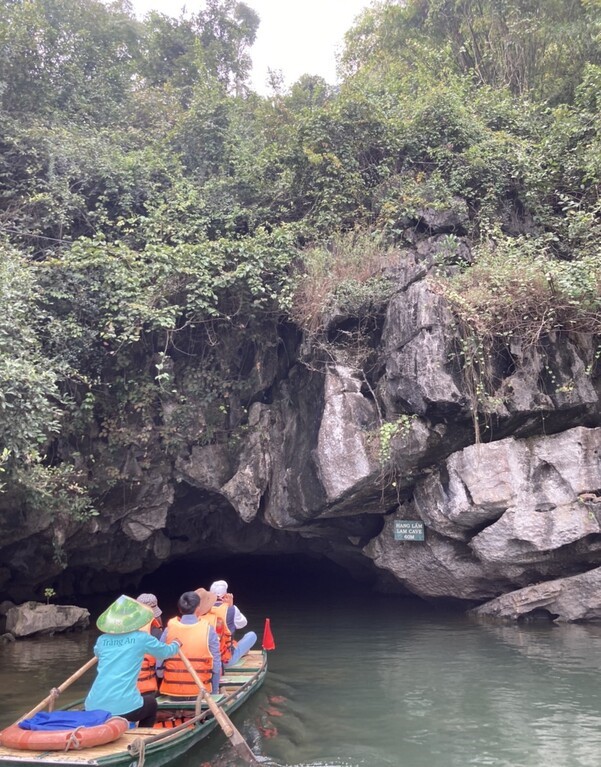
[137,11,200,100]
[340,0,601,104]
[194,0,260,94]
[0,0,140,121]
[0,243,61,461]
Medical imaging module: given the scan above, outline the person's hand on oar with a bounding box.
[177,648,259,765]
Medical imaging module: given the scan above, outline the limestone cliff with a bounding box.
[1,229,600,622]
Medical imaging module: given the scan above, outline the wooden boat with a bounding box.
[0,650,267,767]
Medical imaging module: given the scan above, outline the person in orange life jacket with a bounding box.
[196,586,234,667]
[159,590,221,696]
[136,593,163,638]
[135,593,163,695]
[209,580,257,667]
[85,595,181,728]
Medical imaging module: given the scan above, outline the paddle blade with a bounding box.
[262,618,275,650]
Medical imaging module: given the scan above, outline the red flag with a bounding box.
[262,618,275,650]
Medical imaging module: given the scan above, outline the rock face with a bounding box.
[5,603,90,637]
[0,235,600,622]
[470,567,601,622]
[365,426,601,603]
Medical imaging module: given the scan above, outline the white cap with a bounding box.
[210,580,228,597]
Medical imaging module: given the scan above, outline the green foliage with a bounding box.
[44,587,56,604]
[138,11,200,96]
[433,230,601,438]
[291,230,398,334]
[1,0,601,524]
[0,243,101,518]
[195,0,260,93]
[0,0,138,121]
[436,233,601,346]
[378,415,415,466]
[341,0,601,104]
[0,115,183,251]
[0,244,61,460]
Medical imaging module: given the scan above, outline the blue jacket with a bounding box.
[85,631,180,716]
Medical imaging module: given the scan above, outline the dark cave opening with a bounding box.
[134,552,384,621]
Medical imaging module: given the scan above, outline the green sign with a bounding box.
[393,520,425,541]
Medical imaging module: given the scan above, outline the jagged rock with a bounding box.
[1,246,601,618]
[364,514,509,601]
[382,249,431,292]
[120,479,173,542]
[175,444,233,491]
[417,200,469,233]
[416,234,473,266]
[413,440,524,540]
[470,567,601,622]
[500,337,598,414]
[221,403,273,522]
[413,426,601,546]
[0,600,14,634]
[470,503,601,565]
[5,602,90,637]
[465,427,601,576]
[0,600,15,615]
[366,426,601,599]
[314,365,377,503]
[380,281,465,416]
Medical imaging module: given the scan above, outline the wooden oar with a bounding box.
[178,649,259,765]
[17,656,98,723]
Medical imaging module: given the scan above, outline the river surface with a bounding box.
[2,592,601,767]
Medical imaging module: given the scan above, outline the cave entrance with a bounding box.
[136,552,383,620]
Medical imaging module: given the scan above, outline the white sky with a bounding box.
[130,0,373,94]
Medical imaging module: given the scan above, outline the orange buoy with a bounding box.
[0,716,129,751]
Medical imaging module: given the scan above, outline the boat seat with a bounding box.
[156,694,225,710]
[220,675,254,685]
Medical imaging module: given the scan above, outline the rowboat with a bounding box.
[0,650,267,767]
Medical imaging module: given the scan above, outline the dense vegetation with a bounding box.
[1,0,600,514]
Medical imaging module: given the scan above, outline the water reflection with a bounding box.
[1,600,601,766]
[0,632,96,721]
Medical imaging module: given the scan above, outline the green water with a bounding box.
[2,594,601,767]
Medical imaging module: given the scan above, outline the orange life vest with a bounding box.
[152,716,190,730]
[137,654,158,694]
[150,616,163,638]
[160,618,213,696]
[136,617,162,693]
[205,603,236,665]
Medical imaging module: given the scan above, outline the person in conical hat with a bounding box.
[96,595,153,634]
[85,595,182,727]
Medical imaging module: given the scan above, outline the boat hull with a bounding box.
[0,650,267,767]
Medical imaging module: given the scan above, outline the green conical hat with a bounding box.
[97,595,153,634]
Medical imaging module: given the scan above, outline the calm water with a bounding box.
[2,594,601,767]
